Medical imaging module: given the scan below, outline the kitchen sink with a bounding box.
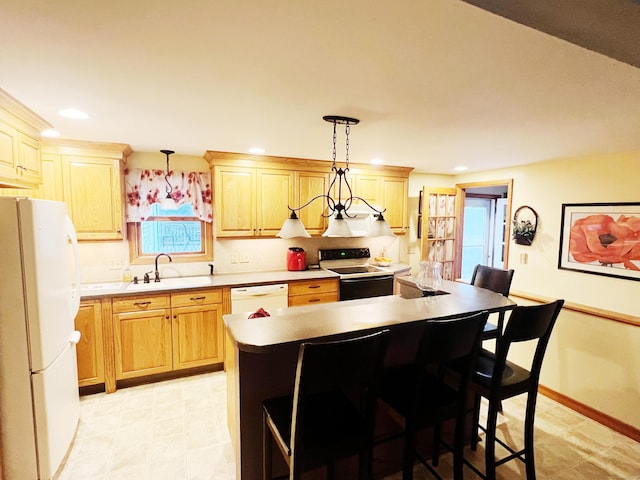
[126,276,212,291]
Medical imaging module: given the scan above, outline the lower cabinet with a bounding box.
[171,289,224,370]
[111,289,224,381]
[288,278,339,306]
[112,294,172,380]
[74,299,105,387]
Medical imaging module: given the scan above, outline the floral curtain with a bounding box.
[124,168,213,222]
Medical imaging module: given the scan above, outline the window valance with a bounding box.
[124,168,213,222]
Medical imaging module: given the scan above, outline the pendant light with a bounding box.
[276,115,395,238]
[160,149,179,210]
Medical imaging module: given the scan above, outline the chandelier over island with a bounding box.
[276,115,395,238]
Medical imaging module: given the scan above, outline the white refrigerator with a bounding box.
[0,197,81,480]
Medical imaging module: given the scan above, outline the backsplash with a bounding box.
[76,235,405,283]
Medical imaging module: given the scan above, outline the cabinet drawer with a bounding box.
[112,294,170,313]
[288,291,338,307]
[288,278,338,296]
[171,289,222,308]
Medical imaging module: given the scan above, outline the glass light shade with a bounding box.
[160,196,179,210]
[322,217,354,237]
[368,215,395,237]
[277,217,311,238]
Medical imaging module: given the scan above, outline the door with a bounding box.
[461,197,492,280]
[31,343,80,480]
[18,199,79,371]
[457,181,512,281]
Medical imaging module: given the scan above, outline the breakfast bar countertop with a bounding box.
[224,278,517,353]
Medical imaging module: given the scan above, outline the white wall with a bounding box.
[456,151,640,429]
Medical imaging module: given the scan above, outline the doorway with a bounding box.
[456,181,512,282]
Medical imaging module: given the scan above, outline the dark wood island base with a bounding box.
[224,278,516,480]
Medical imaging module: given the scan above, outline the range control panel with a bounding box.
[318,248,371,261]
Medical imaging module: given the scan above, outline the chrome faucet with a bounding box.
[154,253,172,282]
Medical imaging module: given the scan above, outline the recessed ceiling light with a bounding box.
[454,166,468,172]
[58,108,89,120]
[249,147,265,154]
[370,158,384,165]
[41,129,60,138]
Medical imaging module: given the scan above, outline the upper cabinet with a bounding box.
[211,165,294,237]
[41,140,132,241]
[206,151,412,238]
[0,89,52,188]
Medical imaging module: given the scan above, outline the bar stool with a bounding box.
[470,265,515,340]
[466,300,564,480]
[377,311,489,480]
[262,329,390,480]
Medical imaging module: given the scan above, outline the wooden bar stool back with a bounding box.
[470,264,515,340]
[262,329,390,480]
[467,299,564,480]
[377,311,489,480]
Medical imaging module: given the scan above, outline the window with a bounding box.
[128,203,212,264]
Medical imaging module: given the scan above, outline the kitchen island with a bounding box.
[223,278,516,480]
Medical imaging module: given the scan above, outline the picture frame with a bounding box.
[558,202,640,281]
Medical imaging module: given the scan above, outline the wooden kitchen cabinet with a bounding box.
[288,278,339,306]
[352,173,409,232]
[0,153,64,200]
[0,89,50,188]
[74,299,105,387]
[112,294,173,380]
[296,170,330,234]
[111,288,224,382]
[63,155,125,240]
[207,151,413,237]
[171,289,224,369]
[41,139,132,241]
[213,165,293,237]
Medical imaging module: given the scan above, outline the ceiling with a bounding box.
[2,0,640,174]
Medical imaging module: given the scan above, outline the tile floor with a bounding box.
[55,372,640,480]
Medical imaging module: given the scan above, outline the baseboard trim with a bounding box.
[539,385,640,442]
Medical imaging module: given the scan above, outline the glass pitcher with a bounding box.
[414,260,443,293]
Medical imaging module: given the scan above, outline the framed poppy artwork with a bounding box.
[558,202,640,281]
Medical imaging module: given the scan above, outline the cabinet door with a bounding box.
[16,132,42,185]
[0,121,17,181]
[172,304,223,370]
[353,174,381,207]
[214,166,256,236]
[74,300,105,387]
[381,176,408,231]
[256,168,293,236]
[0,153,63,200]
[113,309,172,379]
[63,156,123,240]
[296,171,329,235]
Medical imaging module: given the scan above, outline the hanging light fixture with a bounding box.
[160,149,179,210]
[276,115,394,238]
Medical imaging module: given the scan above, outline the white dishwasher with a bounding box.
[230,283,289,314]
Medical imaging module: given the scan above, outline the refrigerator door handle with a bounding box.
[65,215,81,318]
[31,330,81,375]
[69,330,81,345]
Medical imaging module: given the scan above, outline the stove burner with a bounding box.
[328,266,376,275]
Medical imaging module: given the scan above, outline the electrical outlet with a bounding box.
[240,254,250,263]
[106,259,122,270]
[231,252,240,264]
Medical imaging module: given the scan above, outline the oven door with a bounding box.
[339,274,394,301]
